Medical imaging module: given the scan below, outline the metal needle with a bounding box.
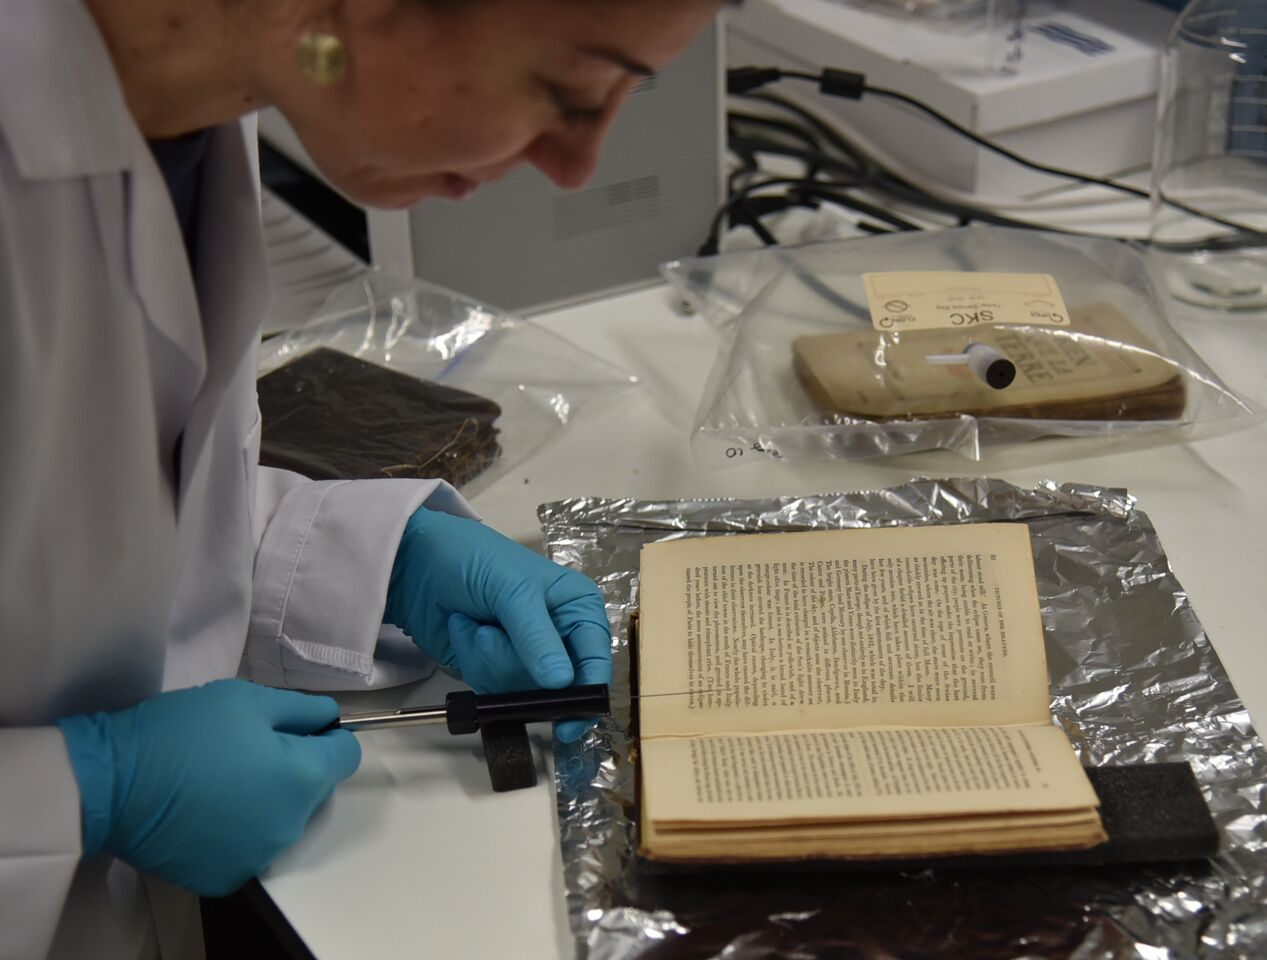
[332,687,731,733]
[334,705,448,732]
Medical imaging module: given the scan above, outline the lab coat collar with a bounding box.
[0,0,135,180]
[0,0,273,508]
[0,0,206,376]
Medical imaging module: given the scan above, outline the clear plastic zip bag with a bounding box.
[662,226,1259,465]
[257,271,639,495]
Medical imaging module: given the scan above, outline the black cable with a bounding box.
[727,97,1243,244]
[720,120,1259,260]
[731,195,781,246]
[726,119,1077,235]
[728,112,825,157]
[716,143,1029,252]
[865,172,1081,234]
[728,95,1046,232]
[699,175,826,254]
[725,136,863,184]
[778,68,1157,202]
[790,182,924,232]
[853,219,893,236]
[706,66,1265,322]
[718,88,1130,258]
[728,119,827,181]
[741,91,878,184]
[876,86,1156,196]
[734,66,1267,240]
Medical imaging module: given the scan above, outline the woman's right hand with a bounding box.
[56,678,360,896]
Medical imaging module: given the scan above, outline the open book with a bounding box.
[635,523,1107,863]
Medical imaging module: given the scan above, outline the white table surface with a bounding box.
[258,264,1267,960]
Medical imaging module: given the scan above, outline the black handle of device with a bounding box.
[445,683,611,735]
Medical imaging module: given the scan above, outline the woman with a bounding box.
[0,0,722,956]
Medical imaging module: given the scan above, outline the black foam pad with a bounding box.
[481,721,538,792]
[1073,762,1219,865]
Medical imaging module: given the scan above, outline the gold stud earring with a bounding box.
[296,32,347,87]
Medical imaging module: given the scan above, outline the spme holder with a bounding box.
[324,684,612,792]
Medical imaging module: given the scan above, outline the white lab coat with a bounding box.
[0,1,476,957]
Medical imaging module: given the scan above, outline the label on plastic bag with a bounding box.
[861,272,1072,332]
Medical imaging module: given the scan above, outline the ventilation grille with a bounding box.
[553,175,661,241]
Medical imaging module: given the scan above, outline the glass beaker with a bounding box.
[1149,1,1267,310]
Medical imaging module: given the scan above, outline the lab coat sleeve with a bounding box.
[244,466,479,690]
[0,728,83,960]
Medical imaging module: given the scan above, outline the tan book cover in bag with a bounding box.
[791,305,1185,422]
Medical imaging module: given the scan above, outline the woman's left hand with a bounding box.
[384,507,612,741]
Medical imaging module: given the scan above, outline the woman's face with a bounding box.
[265,0,721,208]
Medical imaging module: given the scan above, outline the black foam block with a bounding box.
[481,721,538,792]
[1058,762,1219,866]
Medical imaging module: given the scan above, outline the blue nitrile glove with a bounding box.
[56,679,360,896]
[384,507,612,742]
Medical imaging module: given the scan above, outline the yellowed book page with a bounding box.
[643,809,1104,849]
[655,808,1100,836]
[643,724,1098,825]
[638,524,1049,739]
[642,820,1106,861]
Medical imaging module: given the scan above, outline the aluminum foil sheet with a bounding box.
[540,478,1267,960]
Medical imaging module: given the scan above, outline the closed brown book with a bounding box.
[257,347,501,490]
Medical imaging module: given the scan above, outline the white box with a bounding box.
[727,0,1175,197]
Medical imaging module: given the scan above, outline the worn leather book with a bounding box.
[791,305,1186,422]
[256,347,501,489]
[634,523,1107,863]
